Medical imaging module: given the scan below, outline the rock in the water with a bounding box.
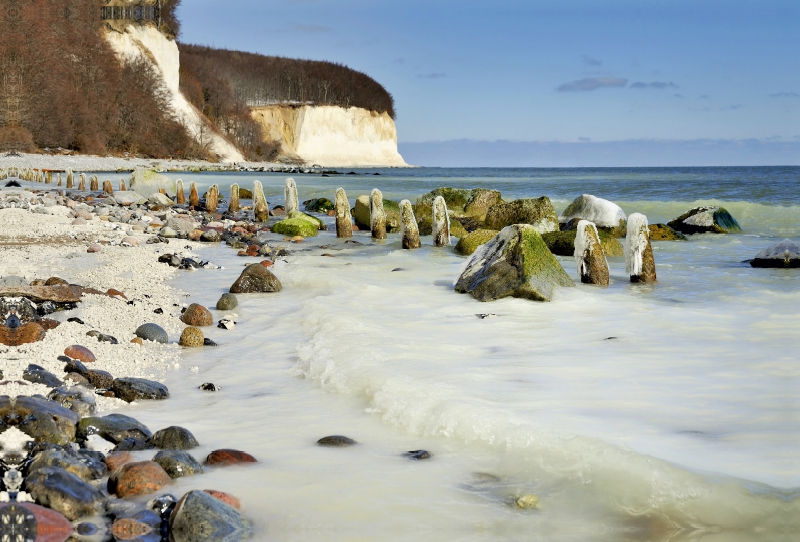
[12,396,79,445]
[304,197,335,213]
[111,378,170,402]
[64,345,95,363]
[108,461,172,498]
[403,450,432,460]
[205,449,258,465]
[272,216,318,237]
[542,230,623,257]
[455,229,500,255]
[204,489,241,509]
[25,467,104,520]
[574,220,609,285]
[200,229,222,243]
[750,239,800,268]
[105,451,134,473]
[135,323,168,344]
[317,435,357,447]
[216,293,238,310]
[229,264,282,294]
[625,213,657,283]
[179,326,204,347]
[454,224,574,302]
[181,303,213,326]
[484,197,559,233]
[558,194,627,232]
[464,188,504,219]
[648,223,687,241]
[27,447,102,482]
[153,450,203,478]
[150,426,199,450]
[129,169,175,197]
[169,489,253,542]
[78,414,152,443]
[414,187,471,218]
[667,206,742,234]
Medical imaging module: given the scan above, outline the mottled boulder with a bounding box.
[22,364,63,387]
[108,461,171,498]
[304,198,335,213]
[229,264,282,294]
[558,194,627,232]
[317,435,357,447]
[129,169,175,197]
[13,396,79,445]
[205,449,257,465]
[649,223,687,241]
[271,217,318,237]
[216,293,238,310]
[47,386,96,416]
[750,239,800,268]
[454,224,574,302]
[25,467,104,520]
[28,447,101,482]
[204,490,241,509]
[667,206,742,234]
[464,189,504,219]
[181,304,213,326]
[179,326,204,347]
[541,230,624,257]
[169,490,253,542]
[111,378,169,402]
[484,197,559,233]
[455,229,500,256]
[153,450,203,478]
[77,414,152,443]
[150,426,199,450]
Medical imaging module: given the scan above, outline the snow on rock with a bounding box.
[559,194,626,229]
[624,213,657,283]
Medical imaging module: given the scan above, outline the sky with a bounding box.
[178,0,800,166]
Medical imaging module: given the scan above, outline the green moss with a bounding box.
[303,198,334,213]
[648,224,686,241]
[542,230,624,257]
[287,210,324,229]
[455,229,499,255]
[238,188,253,199]
[484,197,559,231]
[519,228,574,290]
[272,217,319,237]
[450,220,468,239]
[415,187,472,210]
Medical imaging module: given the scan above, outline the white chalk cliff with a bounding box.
[105,25,245,163]
[251,105,408,167]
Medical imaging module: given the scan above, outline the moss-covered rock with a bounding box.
[414,187,503,220]
[455,229,499,256]
[484,197,559,233]
[238,188,253,199]
[463,189,503,219]
[287,210,325,230]
[353,194,401,232]
[648,223,686,241]
[450,219,468,239]
[129,169,175,197]
[541,230,624,257]
[272,217,318,237]
[303,198,334,213]
[417,216,432,236]
[667,207,742,234]
[454,224,574,302]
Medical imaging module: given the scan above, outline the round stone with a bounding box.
[87,243,102,253]
[179,327,204,347]
[108,461,172,498]
[215,293,238,311]
[121,236,140,247]
[203,490,241,509]
[317,435,357,447]
[204,449,257,466]
[514,495,539,509]
[181,304,213,326]
[150,426,199,450]
[135,323,168,344]
[153,451,203,478]
[64,345,96,363]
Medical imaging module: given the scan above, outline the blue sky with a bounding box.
[178,0,800,166]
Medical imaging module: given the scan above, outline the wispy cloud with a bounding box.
[720,104,743,111]
[699,95,710,99]
[417,72,446,79]
[582,55,602,67]
[630,81,679,89]
[557,77,627,92]
[674,94,684,98]
[291,23,331,33]
[578,137,591,142]
[770,92,800,98]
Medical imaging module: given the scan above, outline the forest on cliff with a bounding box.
[0,0,395,160]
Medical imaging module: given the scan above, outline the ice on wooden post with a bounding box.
[45,173,52,185]
[574,220,609,285]
[370,188,387,239]
[90,175,98,191]
[66,170,73,189]
[625,213,657,283]
[57,173,62,187]
[284,178,299,214]
[229,184,240,213]
[253,181,269,222]
[78,173,86,191]
[103,180,113,194]
[189,181,199,208]
[119,179,127,191]
[206,185,219,213]
[432,196,451,247]
[175,180,184,203]
[335,188,353,238]
[400,200,421,249]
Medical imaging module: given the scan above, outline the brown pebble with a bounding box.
[237,251,248,256]
[108,461,171,498]
[290,236,304,243]
[107,288,127,299]
[130,337,143,345]
[205,449,257,466]
[105,451,134,473]
[179,327,204,347]
[87,244,102,253]
[45,277,69,286]
[203,489,241,509]
[181,304,213,327]
[64,345,95,363]
[111,518,153,540]
[259,260,274,268]
[327,210,336,217]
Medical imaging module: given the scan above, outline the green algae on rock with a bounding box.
[541,230,624,257]
[484,197,559,233]
[271,217,319,237]
[455,229,500,256]
[455,224,574,302]
[667,206,742,234]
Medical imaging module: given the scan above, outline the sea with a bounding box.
[109,166,798,541]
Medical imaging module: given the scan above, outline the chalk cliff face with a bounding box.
[251,106,408,167]
[105,25,245,163]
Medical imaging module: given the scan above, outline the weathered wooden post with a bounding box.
[335,188,353,238]
[253,181,269,222]
[432,196,450,247]
[285,177,298,214]
[228,184,240,213]
[175,180,185,204]
[189,181,199,208]
[206,185,219,213]
[625,213,657,283]
[400,200,421,249]
[370,188,387,240]
[574,220,609,285]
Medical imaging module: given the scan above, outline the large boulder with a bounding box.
[129,169,176,197]
[454,224,574,302]
[648,224,686,241]
[272,217,318,237]
[230,264,282,293]
[455,229,499,256]
[558,194,626,231]
[667,206,742,234]
[484,197,559,233]
[414,188,503,220]
[170,490,253,542]
[750,239,800,268]
[25,467,104,520]
[541,230,623,257]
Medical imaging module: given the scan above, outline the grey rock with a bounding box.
[750,239,800,268]
[169,490,253,542]
[135,323,168,344]
[77,413,152,443]
[216,293,238,310]
[484,197,560,233]
[129,169,175,197]
[200,229,222,243]
[47,386,97,416]
[13,396,79,445]
[23,364,63,388]
[160,226,178,238]
[150,426,199,450]
[25,467,104,520]
[111,377,170,402]
[668,206,742,235]
[28,447,104,481]
[317,435,357,447]
[153,450,203,478]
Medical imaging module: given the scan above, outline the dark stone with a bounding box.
[153,450,203,478]
[316,435,357,447]
[667,206,742,235]
[111,378,170,402]
[303,198,335,213]
[112,437,154,452]
[170,490,253,542]
[199,383,218,391]
[85,369,114,389]
[28,447,104,481]
[85,329,118,344]
[12,396,79,445]
[67,317,85,324]
[750,239,800,268]
[134,323,168,344]
[229,264,282,294]
[47,386,96,416]
[77,413,152,443]
[403,450,432,460]
[205,449,257,465]
[203,338,219,347]
[216,293,238,310]
[63,358,88,376]
[22,364,63,388]
[200,230,221,243]
[24,467,104,520]
[150,426,199,450]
